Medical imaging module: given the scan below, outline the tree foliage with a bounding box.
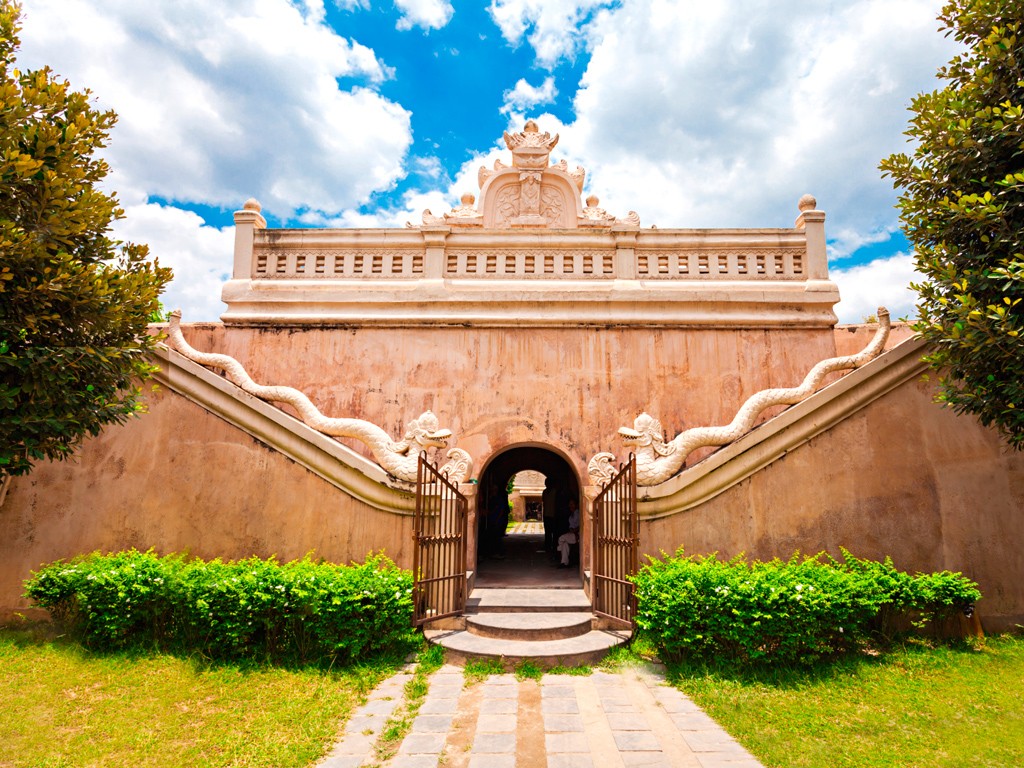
[881,0,1024,449]
[0,2,172,476]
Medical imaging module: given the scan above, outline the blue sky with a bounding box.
[15,0,958,322]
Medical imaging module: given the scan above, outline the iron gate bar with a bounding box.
[591,453,638,629]
[412,454,468,627]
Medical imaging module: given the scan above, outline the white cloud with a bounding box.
[488,0,615,68]
[828,224,901,262]
[555,0,957,238]
[394,0,454,31]
[501,76,558,114]
[16,0,412,218]
[111,203,235,322]
[832,253,920,324]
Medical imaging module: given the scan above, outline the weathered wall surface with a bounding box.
[833,321,916,356]
[641,373,1024,631]
[177,323,840,482]
[0,386,414,619]
[5,320,1019,629]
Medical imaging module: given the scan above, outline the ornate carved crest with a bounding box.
[416,119,639,230]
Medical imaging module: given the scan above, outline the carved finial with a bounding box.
[445,192,483,226]
[503,121,559,169]
[615,211,641,227]
[798,194,817,212]
[569,166,585,192]
[580,194,614,227]
[243,198,262,213]
[421,209,445,226]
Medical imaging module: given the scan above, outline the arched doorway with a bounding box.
[475,445,581,588]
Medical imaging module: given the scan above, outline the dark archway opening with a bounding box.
[476,445,581,589]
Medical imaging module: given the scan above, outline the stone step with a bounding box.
[466,611,593,641]
[425,627,631,669]
[466,587,591,614]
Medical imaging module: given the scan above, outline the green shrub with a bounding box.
[23,551,417,664]
[632,550,980,667]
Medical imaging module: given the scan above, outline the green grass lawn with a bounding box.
[0,623,401,768]
[667,634,1024,768]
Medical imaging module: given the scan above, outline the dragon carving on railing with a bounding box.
[164,311,473,484]
[589,308,892,487]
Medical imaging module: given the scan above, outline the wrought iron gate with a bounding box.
[413,453,468,626]
[592,454,638,628]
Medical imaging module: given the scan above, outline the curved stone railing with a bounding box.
[589,308,892,487]
[164,311,472,484]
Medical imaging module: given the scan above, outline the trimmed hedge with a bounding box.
[23,551,417,664]
[633,549,981,667]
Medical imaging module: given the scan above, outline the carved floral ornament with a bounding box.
[409,120,640,230]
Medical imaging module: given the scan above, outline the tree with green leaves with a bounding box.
[881,1,1023,449]
[0,1,172,476]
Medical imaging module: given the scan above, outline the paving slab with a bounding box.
[549,755,597,768]
[411,714,455,733]
[389,757,442,768]
[476,713,517,732]
[467,756,515,768]
[543,697,581,714]
[472,731,517,753]
[612,730,662,752]
[544,713,585,732]
[316,660,765,768]
[546,731,590,753]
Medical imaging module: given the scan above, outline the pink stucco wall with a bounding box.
[2,321,1021,629]
[0,387,413,618]
[176,323,839,482]
[643,373,1024,630]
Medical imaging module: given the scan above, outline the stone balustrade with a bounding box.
[221,195,838,328]
[240,226,814,283]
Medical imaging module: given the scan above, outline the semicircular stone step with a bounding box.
[467,611,593,641]
[425,627,631,669]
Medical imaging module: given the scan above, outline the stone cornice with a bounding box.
[150,345,417,515]
[634,337,930,518]
[220,279,840,328]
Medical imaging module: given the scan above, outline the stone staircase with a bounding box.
[423,588,631,668]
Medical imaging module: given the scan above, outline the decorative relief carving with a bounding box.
[494,184,521,227]
[165,311,473,484]
[588,309,891,486]
[540,186,566,225]
[519,172,542,217]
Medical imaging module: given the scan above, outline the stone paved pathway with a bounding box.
[317,663,765,768]
[507,522,545,535]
